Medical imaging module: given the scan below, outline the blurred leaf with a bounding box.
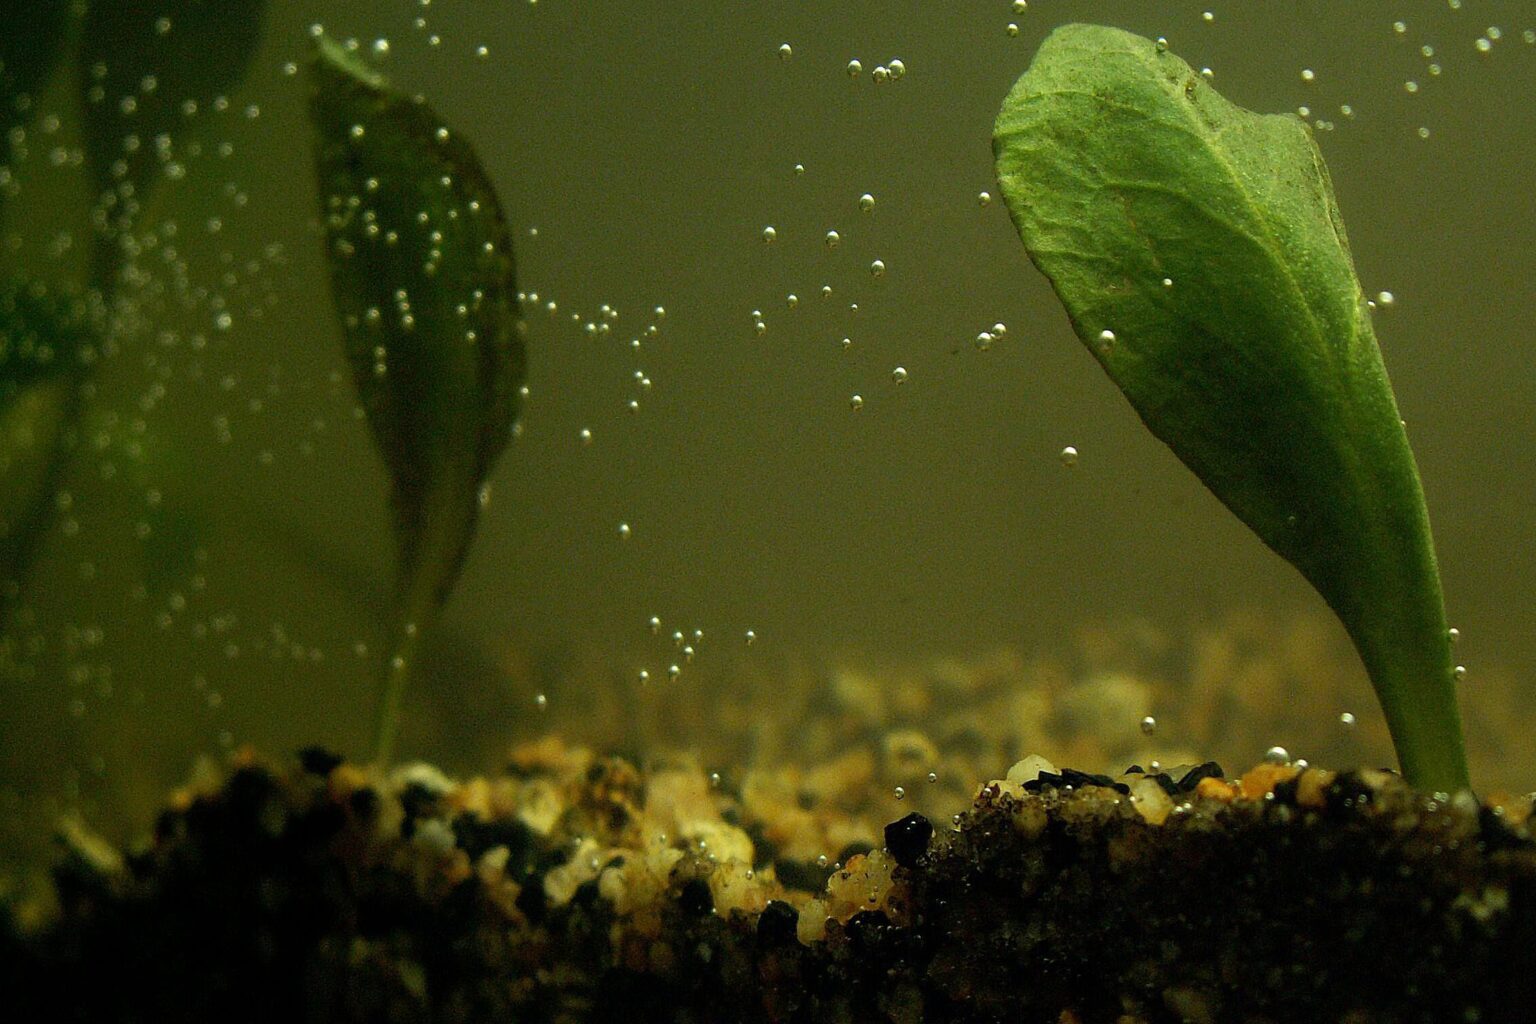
[993,24,1466,791]
[0,280,93,595]
[0,0,71,138]
[308,35,525,762]
[78,0,267,238]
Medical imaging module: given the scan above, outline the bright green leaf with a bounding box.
[993,24,1467,791]
[308,35,526,764]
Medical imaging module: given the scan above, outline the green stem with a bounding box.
[371,568,442,770]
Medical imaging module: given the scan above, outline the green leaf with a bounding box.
[1,0,70,137]
[993,24,1467,791]
[79,0,267,264]
[308,35,526,763]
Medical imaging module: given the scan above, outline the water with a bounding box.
[3,0,1536,874]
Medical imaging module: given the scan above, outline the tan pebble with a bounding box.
[797,899,829,945]
[1196,776,1237,802]
[1128,777,1174,825]
[1295,769,1336,808]
[1239,763,1300,800]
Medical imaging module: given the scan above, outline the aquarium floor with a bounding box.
[3,738,1534,1024]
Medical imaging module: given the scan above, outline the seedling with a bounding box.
[993,24,1469,791]
[309,37,526,768]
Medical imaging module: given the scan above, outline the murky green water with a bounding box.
[3,0,1535,871]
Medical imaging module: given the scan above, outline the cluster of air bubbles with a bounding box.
[973,321,1008,351]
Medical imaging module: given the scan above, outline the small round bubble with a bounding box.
[1140,715,1156,736]
[858,193,875,212]
[891,366,907,384]
[1264,745,1290,765]
[1059,445,1079,466]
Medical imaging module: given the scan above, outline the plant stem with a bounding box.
[371,565,443,770]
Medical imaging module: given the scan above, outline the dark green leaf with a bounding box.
[1,0,70,138]
[0,280,93,596]
[993,24,1466,790]
[308,35,525,763]
[79,0,267,222]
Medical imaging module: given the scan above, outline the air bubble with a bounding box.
[847,59,863,77]
[893,786,905,800]
[618,522,632,540]
[889,58,906,79]
[978,190,991,206]
[1140,715,1156,736]
[762,225,777,243]
[778,43,793,61]
[1264,746,1290,765]
[857,193,875,212]
[1376,290,1395,307]
[1454,665,1468,681]
[1301,68,1316,83]
[1339,712,1356,727]
[1059,446,1079,466]
[849,394,864,411]
[825,230,841,248]
[891,365,907,384]
[744,629,757,645]
[870,259,886,277]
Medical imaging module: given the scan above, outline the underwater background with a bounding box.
[3,0,1535,876]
